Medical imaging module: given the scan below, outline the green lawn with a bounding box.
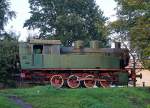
[0,86,150,108]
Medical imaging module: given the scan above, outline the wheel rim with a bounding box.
[84,75,96,88]
[100,80,111,88]
[99,75,111,88]
[50,75,64,88]
[67,75,80,88]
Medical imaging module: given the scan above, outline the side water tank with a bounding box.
[90,40,100,49]
[74,40,84,49]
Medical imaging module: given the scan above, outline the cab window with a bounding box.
[33,45,43,54]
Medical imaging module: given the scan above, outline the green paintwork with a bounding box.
[34,54,43,66]
[20,54,120,69]
[19,43,120,69]
[117,73,129,85]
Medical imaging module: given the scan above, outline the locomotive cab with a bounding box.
[30,39,61,55]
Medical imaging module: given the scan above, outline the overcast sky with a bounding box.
[6,0,117,41]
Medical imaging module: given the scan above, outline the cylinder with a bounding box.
[90,40,100,49]
[74,40,84,49]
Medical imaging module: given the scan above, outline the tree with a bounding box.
[24,0,108,46]
[0,33,19,87]
[0,0,15,35]
[110,0,150,68]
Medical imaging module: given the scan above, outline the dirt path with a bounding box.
[9,96,32,108]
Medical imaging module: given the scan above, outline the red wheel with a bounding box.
[84,75,96,88]
[100,80,111,88]
[67,75,80,88]
[50,75,64,88]
[99,74,112,88]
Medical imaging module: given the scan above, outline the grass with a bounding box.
[0,86,150,108]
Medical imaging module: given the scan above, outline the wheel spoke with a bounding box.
[50,75,64,88]
[100,80,111,88]
[84,75,96,88]
[67,75,80,88]
[99,74,112,88]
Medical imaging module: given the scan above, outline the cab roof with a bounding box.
[29,39,62,45]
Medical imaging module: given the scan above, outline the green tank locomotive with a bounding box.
[19,39,132,88]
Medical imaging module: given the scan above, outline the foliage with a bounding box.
[0,0,15,35]
[1,86,150,108]
[0,33,19,87]
[24,0,108,46]
[110,0,150,68]
[0,0,18,86]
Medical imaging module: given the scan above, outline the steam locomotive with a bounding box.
[19,39,137,88]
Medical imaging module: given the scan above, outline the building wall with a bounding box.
[136,70,150,87]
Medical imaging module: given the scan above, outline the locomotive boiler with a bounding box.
[19,39,134,88]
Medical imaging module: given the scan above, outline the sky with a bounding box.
[6,0,117,41]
